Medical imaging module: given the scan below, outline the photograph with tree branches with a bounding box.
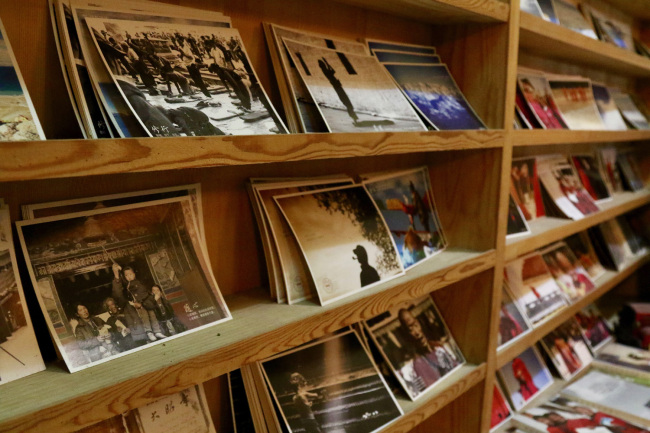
[274,185,404,305]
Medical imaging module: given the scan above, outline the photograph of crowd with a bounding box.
[274,185,404,305]
[261,330,402,433]
[283,38,427,133]
[17,197,230,372]
[364,295,464,400]
[364,167,446,269]
[85,17,286,137]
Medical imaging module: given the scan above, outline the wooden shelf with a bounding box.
[387,364,486,433]
[0,130,505,182]
[330,0,509,23]
[519,12,650,77]
[601,0,650,21]
[496,252,650,369]
[505,189,650,261]
[512,130,650,146]
[0,249,494,433]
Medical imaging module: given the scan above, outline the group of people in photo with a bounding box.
[72,262,185,362]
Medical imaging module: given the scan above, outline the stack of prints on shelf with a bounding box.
[583,4,635,51]
[570,154,612,203]
[259,329,403,433]
[363,294,465,400]
[248,167,447,305]
[228,369,257,433]
[521,0,598,40]
[0,201,45,385]
[564,232,606,280]
[610,91,650,130]
[505,252,569,325]
[546,78,605,130]
[491,383,513,430]
[516,73,568,129]
[17,185,231,372]
[498,346,554,410]
[574,304,613,351]
[498,284,532,350]
[517,394,650,433]
[591,84,627,131]
[539,242,595,302]
[539,318,593,380]
[51,0,286,138]
[0,18,45,141]
[589,216,647,271]
[75,384,216,433]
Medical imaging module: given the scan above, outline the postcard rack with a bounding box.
[1,0,650,432]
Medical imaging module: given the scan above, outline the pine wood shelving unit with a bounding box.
[0,0,649,432]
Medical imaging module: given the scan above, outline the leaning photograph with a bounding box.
[16,196,231,372]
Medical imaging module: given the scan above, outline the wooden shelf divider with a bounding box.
[505,189,650,261]
[513,130,650,146]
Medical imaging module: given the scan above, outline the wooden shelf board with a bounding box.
[602,0,650,21]
[0,248,494,433]
[512,129,650,146]
[519,12,650,77]
[496,252,650,369]
[0,130,505,182]
[330,0,509,23]
[387,363,486,433]
[505,189,650,261]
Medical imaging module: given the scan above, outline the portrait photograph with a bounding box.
[564,232,605,280]
[364,167,446,270]
[85,17,287,137]
[517,74,567,129]
[382,63,486,130]
[547,79,605,130]
[498,284,531,349]
[540,242,595,302]
[497,346,554,411]
[505,252,568,324]
[364,295,465,400]
[540,318,593,380]
[575,304,612,351]
[17,196,231,372]
[511,157,541,221]
[274,185,404,305]
[0,18,45,141]
[260,330,403,433]
[283,38,427,133]
[591,84,627,130]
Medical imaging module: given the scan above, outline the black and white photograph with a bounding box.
[365,39,436,56]
[16,196,231,372]
[363,295,465,400]
[283,38,427,133]
[382,63,486,130]
[274,185,404,305]
[267,23,369,133]
[85,16,286,137]
[372,50,440,65]
[260,330,403,433]
[0,206,45,385]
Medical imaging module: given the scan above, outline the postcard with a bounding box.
[372,49,440,65]
[540,318,593,380]
[540,242,595,302]
[564,232,605,280]
[518,74,567,129]
[498,284,531,349]
[497,346,554,411]
[365,39,436,55]
[511,157,544,221]
[575,304,613,351]
[597,147,624,194]
[591,84,627,130]
[571,155,611,202]
[491,384,512,431]
[547,79,605,130]
[552,0,597,39]
[507,195,532,238]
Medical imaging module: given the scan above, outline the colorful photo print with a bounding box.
[498,284,530,349]
[275,185,404,305]
[564,232,605,280]
[283,38,427,133]
[575,304,612,351]
[364,295,465,400]
[364,167,446,269]
[85,17,286,137]
[506,195,531,238]
[498,347,554,411]
[552,0,597,38]
[591,84,627,130]
[547,79,605,130]
[540,242,595,302]
[511,157,541,221]
[491,384,512,430]
[540,318,593,380]
[518,74,567,129]
[571,155,611,202]
[0,18,45,141]
[382,63,486,130]
[505,252,568,324]
[261,330,403,433]
[17,197,231,372]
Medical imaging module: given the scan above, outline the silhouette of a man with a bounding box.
[353,245,380,287]
[318,57,358,123]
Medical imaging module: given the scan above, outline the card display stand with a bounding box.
[0,0,649,432]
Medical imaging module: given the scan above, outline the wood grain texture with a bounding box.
[513,130,650,146]
[519,12,650,77]
[0,249,494,433]
[505,190,650,261]
[0,131,505,182]
[496,253,650,369]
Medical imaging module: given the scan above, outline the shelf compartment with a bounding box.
[330,0,509,23]
[0,248,494,433]
[496,252,650,369]
[0,130,505,182]
[513,130,650,146]
[386,363,486,433]
[505,189,650,261]
[519,12,650,77]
